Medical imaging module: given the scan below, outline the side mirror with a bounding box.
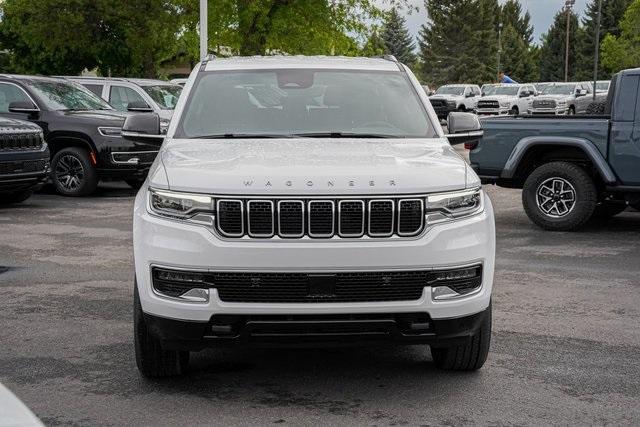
[519,91,529,98]
[446,112,483,146]
[465,92,474,98]
[8,101,39,113]
[127,101,153,112]
[576,89,586,97]
[121,113,164,146]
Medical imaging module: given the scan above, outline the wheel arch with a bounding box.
[501,137,617,187]
[47,133,96,156]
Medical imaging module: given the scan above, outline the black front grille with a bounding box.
[0,159,47,174]
[477,100,499,109]
[533,99,556,108]
[152,266,483,303]
[398,200,424,236]
[215,197,426,239]
[308,201,334,237]
[247,200,273,236]
[0,131,43,152]
[339,200,364,236]
[217,200,243,236]
[430,99,445,107]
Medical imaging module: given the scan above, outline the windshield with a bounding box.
[142,85,182,110]
[29,81,112,111]
[482,85,498,96]
[435,86,465,96]
[493,86,520,96]
[542,84,576,96]
[596,82,609,91]
[176,69,435,139]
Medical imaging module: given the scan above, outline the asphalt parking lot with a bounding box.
[1,181,639,425]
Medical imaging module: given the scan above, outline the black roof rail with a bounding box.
[382,54,398,63]
[200,54,217,70]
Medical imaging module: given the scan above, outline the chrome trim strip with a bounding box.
[397,199,424,237]
[308,200,335,238]
[277,200,305,238]
[338,199,365,237]
[111,150,158,164]
[216,199,244,237]
[367,199,394,237]
[247,199,275,238]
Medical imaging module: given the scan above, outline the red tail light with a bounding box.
[464,142,478,150]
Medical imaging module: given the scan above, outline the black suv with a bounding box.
[0,117,49,204]
[0,75,160,196]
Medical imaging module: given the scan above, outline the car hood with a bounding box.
[536,94,571,102]
[430,94,463,102]
[481,95,515,102]
[60,109,130,125]
[157,138,469,195]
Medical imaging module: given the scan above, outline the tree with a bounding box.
[500,0,534,44]
[601,0,640,72]
[0,0,181,77]
[380,8,416,64]
[419,0,497,86]
[539,9,580,81]
[362,29,386,57]
[575,0,633,80]
[500,24,529,81]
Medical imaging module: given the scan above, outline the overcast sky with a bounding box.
[398,0,589,44]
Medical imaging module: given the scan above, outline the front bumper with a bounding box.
[528,107,567,115]
[0,149,50,194]
[144,306,491,350]
[134,191,495,323]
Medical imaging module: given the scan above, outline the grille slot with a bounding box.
[368,200,394,236]
[398,199,424,236]
[278,201,304,238]
[247,200,274,237]
[217,200,243,237]
[308,201,334,238]
[338,200,364,237]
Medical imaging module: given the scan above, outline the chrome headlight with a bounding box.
[499,101,510,108]
[425,188,484,224]
[149,188,214,220]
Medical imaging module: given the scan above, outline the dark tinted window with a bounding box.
[0,83,32,112]
[615,75,639,122]
[83,84,104,97]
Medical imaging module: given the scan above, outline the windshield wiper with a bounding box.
[293,132,397,139]
[191,133,295,139]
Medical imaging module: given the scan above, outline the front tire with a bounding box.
[51,147,98,196]
[510,106,519,116]
[568,106,576,115]
[134,282,189,378]
[522,161,597,231]
[431,304,491,371]
[1,190,33,204]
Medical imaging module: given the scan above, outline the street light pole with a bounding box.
[199,0,208,61]
[497,22,503,81]
[593,0,603,100]
[564,0,574,82]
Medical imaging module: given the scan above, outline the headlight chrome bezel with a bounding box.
[148,188,214,220]
[425,188,484,225]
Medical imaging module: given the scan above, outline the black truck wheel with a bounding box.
[51,147,98,196]
[431,304,491,371]
[134,282,189,378]
[522,162,597,231]
[1,190,33,204]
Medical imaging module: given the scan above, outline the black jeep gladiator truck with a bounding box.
[0,75,160,196]
[0,117,49,204]
[469,68,640,231]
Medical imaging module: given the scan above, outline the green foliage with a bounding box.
[601,0,640,72]
[419,0,498,86]
[500,0,534,44]
[362,29,386,57]
[380,8,416,65]
[575,0,633,80]
[539,10,580,81]
[498,0,536,82]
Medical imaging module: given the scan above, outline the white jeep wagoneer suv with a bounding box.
[124,55,495,377]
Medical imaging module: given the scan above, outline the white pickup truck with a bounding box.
[122,56,496,377]
[429,84,482,119]
[475,83,537,116]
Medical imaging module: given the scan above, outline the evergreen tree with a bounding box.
[362,28,386,57]
[380,8,416,65]
[539,9,580,81]
[500,24,528,81]
[601,0,640,72]
[500,0,534,44]
[575,0,633,80]
[419,0,497,85]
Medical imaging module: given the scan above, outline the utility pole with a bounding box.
[199,0,208,61]
[593,0,603,100]
[564,0,575,82]
[497,22,503,81]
